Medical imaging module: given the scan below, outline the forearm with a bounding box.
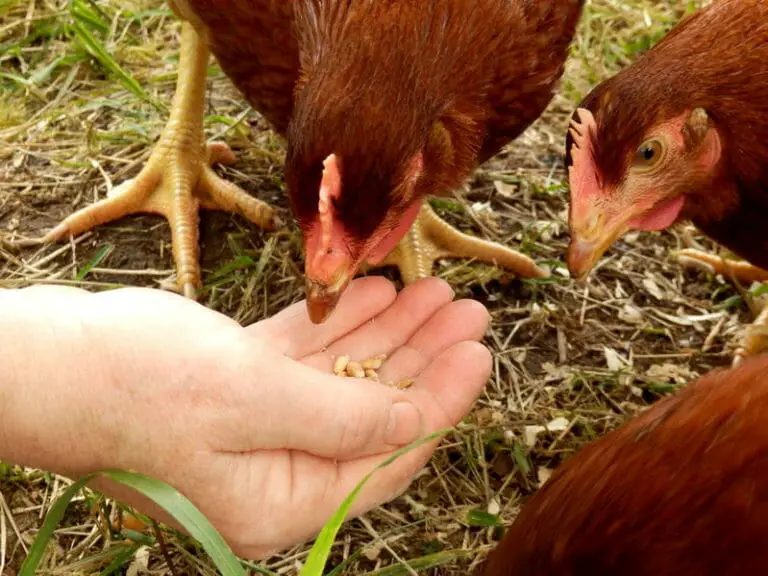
[0,286,109,476]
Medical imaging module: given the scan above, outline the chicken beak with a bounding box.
[567,209,629,281]
[305,272,351,324]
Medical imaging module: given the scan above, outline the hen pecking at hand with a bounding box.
[36,0,584,322]
[564,0,768,363]
[476,355,768,576]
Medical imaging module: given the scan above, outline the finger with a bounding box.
[218,284,476,462]
[375,298,489,383]
[291,341,492,528]
[248,276,396,358]
[216,356,424,460]
[301,277,455,371]
[344,341,492,515]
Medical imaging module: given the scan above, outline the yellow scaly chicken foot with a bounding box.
[40,22,280,299]
[371,203,547,284]
[675,248,768,366]
[676,248,768,284]
[733,306,768,367]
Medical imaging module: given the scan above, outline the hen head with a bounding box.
[565,83,723,280]
[284,117,428,323]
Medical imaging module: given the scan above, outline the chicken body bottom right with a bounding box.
[477,355,768,576]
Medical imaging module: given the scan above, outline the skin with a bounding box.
[0,277,491,559]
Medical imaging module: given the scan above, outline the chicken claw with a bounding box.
[675,248,768,366]
[40,22,280,299]
[675,248,768,284]
[375,203,547,284]
[734,306,768,366]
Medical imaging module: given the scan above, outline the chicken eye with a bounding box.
[632,139,665,172]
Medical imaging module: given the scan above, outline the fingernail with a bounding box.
[385,401,423,446]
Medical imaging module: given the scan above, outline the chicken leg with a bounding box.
[676,248,768,366]
[676,248,768,284]
[40,21,280,298]
[373,203,547,284]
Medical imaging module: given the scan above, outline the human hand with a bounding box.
[0,277,491,558]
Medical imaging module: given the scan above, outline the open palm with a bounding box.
[75,277,491,558]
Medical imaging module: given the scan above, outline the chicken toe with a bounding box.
[374,203,547,284]
[40,22,280,299]
[674,249,768,366]
[734,305,768,366]
[676,248,768,284]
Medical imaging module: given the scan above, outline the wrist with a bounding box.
[0,286,114,477]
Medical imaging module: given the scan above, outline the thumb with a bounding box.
[220,358,425,460]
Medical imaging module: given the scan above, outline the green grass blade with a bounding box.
[20,470,245,576]
[100,470,246,576]
[0,72,31,87]
[64,1,162,110]
[28,53,86,86]
[69,0,109,34]
[325,521,429,576]
[207,254,257,283]
[0,0,22,14]
[254,236,277,281]
[75,244,112,280]
[19,474,95,576]
[367,550,471,575]
[300,428,452,576]
[465,509,503,528]
[101,544,143,575]
[68,21,156,107]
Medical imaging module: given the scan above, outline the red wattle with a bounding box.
[366,200,422,265]
[628,195,685,232]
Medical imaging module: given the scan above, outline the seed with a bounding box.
[383,379,415,390]
[396,378,415,390]
[346,361,365,378]
[362,354,386,370]
[364,369,379,380]
[333,355,350,375]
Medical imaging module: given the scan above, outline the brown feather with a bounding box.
[185,0,583,245]
[477,355,768,576]
[184,0,299,135]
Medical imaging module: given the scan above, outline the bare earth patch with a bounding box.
[1,0,744,574]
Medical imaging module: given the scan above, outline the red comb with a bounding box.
[568,108,601,199]
[318,154,342,254]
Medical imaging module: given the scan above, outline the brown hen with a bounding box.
[38,0,583,321]
[564,0,768,363]
[477,355,768,576]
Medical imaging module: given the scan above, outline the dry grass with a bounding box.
[0,0,749,574]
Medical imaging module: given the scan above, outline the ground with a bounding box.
[0,0,747,574]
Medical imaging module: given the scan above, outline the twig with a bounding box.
[152,520,181,576]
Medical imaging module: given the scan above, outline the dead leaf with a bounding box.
[618,303,643,324]
[546,417,569,432]
[642,277,664,300]
[645,362,697,384]
[524,425,546,447]
[537,467,554,487]
[604,346,629,371]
